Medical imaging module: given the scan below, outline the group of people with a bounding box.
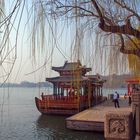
[113,91,132,108]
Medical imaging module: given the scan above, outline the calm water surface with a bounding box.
[0,88,105,140]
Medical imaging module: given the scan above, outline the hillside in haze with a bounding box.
[0,74,134,88]
[101,74,133,88]
[1,81,52,88]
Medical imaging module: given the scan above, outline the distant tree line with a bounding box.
[0,74,132,88]
[0,81,53,88]
[102,74,133,88]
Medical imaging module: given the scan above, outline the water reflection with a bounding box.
[0,88,105,140]
[36,115,66,129]
[35,115,105,140]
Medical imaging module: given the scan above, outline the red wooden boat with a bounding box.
[35,60,106,115]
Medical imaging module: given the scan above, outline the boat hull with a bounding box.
[35,96,81,115]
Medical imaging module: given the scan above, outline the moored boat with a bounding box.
[35,60,106,115]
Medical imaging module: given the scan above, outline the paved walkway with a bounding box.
[101,96,131,107]
[66,98,132,131]
[68,98,132,122]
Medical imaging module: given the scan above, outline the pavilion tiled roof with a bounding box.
[46,75,89,83]
[46,61,106,86]
[52,61,91,72]
[46,75,105,85]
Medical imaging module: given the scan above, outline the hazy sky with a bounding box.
[0,0,130,84]
[3,1,91,83]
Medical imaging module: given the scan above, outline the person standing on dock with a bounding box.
[128,95,132,106]
[113,91,120,108]
[124,93,127,99]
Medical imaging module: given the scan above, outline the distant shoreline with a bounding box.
[0,81,52,88]
[0,74,132,88]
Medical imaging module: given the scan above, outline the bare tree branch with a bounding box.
[120,35,140,57]
[114,0,140,21]
[99,19,140,39]
[91,0,140,39]
[57,5,99,18]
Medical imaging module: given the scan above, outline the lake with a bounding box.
[0,87,105,140]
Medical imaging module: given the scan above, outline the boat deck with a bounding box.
[65,98,132,132]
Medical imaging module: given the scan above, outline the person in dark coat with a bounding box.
[128,95,132,106]
[113,91,120,108]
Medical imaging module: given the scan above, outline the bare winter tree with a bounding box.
[36,0,140,57]
[0,0,25,84]
[0,0,140,82]
[1,0,140,58]
[30,0,140,76]
[1,0,140,57]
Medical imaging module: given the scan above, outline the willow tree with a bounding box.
[1,0,140,83]
[0,0,25,84]
[32,0,140,75]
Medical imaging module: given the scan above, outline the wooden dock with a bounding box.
[65,99,132,132]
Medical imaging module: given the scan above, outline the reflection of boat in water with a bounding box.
[35,60,106,115]
[35,115,72,140]
[36,115,66,129]
[35,115,104,140]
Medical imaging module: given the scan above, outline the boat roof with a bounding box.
[46,75,89,83]
[46,75,106,84]
[52,60,91,72]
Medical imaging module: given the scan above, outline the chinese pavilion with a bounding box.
[35,60,106,115]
